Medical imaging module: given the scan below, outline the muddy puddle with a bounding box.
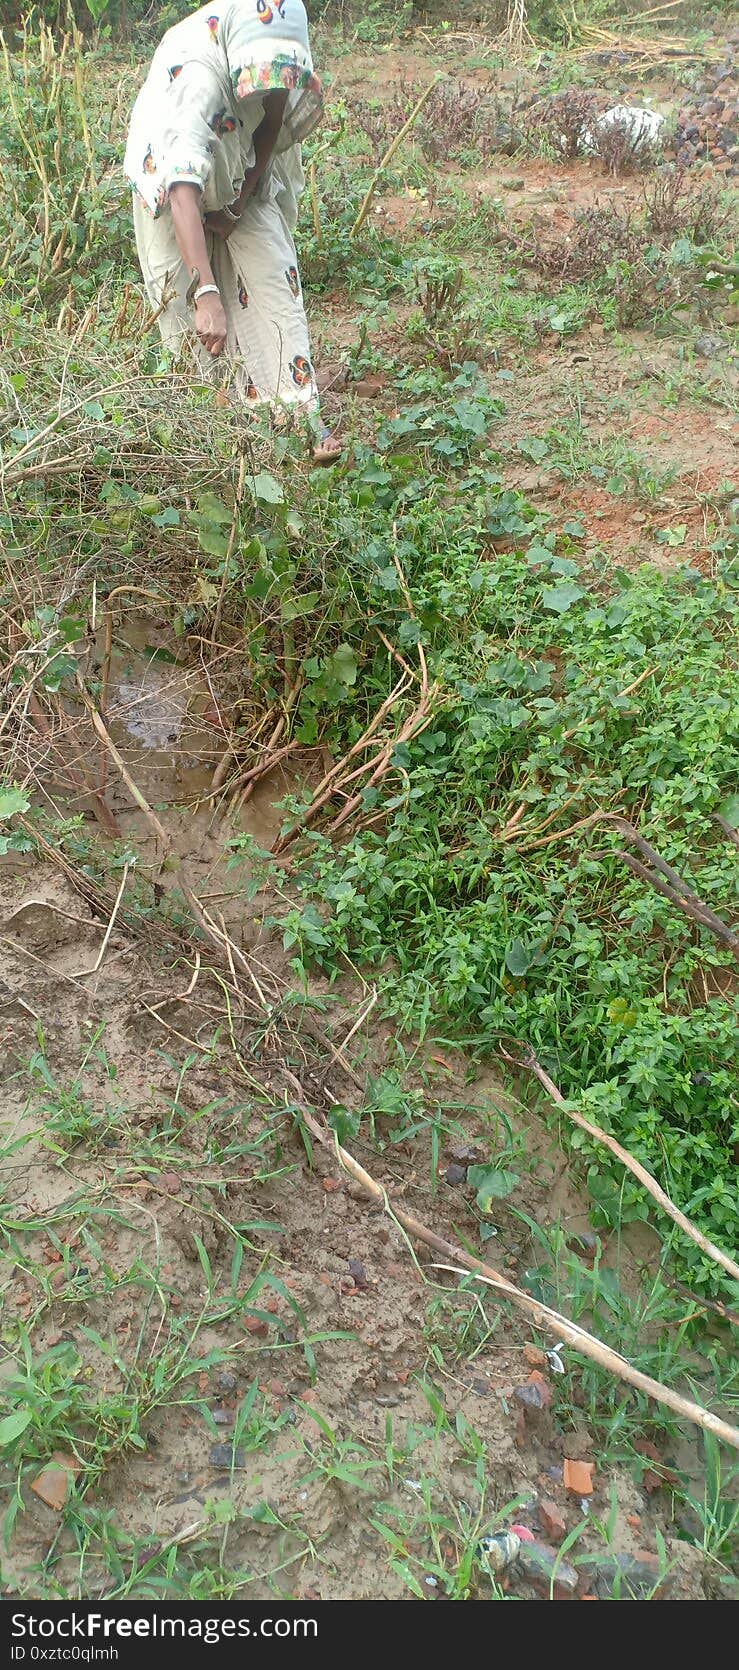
[91,616,302,862]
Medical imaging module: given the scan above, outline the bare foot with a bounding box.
[312,426,342,466]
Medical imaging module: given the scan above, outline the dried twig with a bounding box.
[350,80,439,238]
[605,817,739,959]
[713,814,739,854]
[71,860,131,978]
[507,1045,739,1289]
[212,452,246,643]
[284,1075,739,1451]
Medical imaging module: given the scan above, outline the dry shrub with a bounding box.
[353,79,524,166]
[528,202,642,281]
[609,254,682,327]
[522,88,599,160]
[417,79,522,160]
[523,202,684,326]
[593,116,662,178]
[643,165,729,243]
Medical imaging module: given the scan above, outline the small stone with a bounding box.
[523,1344,547,1368]
[211,1406,233,1427]
[159,1170,181,1194]
[563,1458,595,1496]
[243,1315,268,1336]
[445,1163,467,1185]
[347,1257,368,1288]
[581,1551,661,1599]
[517,1539,579,1596]
[217,1370,237,1393]
[695,333,725,358]
[30,1452,81,1512]
[449,1142,480,1163]
[209,1444,245,1470]
[322,1177,341,1193]
[539,1499,567,1543]
[514,1370,552,1412]
[514,1380,547,1411]
[478,1531,521,1573]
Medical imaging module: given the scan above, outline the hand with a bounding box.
[194,292,228,357]
[203,209,238,241]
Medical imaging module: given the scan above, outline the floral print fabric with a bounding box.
[124,0,322,217]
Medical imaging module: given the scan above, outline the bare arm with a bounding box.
[205,91,289,238]
[239,90,289,202]
[169,181,227,356]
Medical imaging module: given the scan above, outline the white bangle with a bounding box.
[221,203,241,224]
[193,283,220,305]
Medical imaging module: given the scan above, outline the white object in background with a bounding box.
[582,105,666,153]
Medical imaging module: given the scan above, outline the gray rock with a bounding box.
[695,333,725,358]
[580,1552,662,1598]
[517,1540,579,1594]
[209,1444,245,1470]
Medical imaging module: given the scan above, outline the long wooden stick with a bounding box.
[509,1046,739,1288]
[350,80,439,238]
[284,1077,739,1451]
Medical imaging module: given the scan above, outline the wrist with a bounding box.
[193,282,220,307]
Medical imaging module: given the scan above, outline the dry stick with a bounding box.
[212,453,246,644]
[613,850,739,958]
[508,1046,739,1289]
[327,700,437,834]
[233,676,305,814]
[714,814,739,854]
[350,79,440,239]
[71,862,131,978]
[272,674,411,852]
[227,740,301,798]
[286,1082,739,1451]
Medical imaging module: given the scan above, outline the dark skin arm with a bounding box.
[205,90,288,240]
[167,96,288,352]
[169,182,228,355]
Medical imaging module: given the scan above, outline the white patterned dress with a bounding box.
[124,0,322,410]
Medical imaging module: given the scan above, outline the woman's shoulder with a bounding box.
[151,4,227,68]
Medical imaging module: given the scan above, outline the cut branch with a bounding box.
[284,1074,739,1452]
[507,1045,739,1289]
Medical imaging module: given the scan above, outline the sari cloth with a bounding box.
[124,1,322,410]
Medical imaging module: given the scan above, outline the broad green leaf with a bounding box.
[541,581,585,614]
[196,494,231,523]
[329,644,358,687]
[281,589,321,622]
[0,787,31,820]
[327,1104,360,1143]
[467,1164,521,1211]
[718,794,739,829]
[0,1409,32,1447]
[251,471,284,505]
[197,528,228,560]
[505,938,531,977]
[518,436,549,463]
